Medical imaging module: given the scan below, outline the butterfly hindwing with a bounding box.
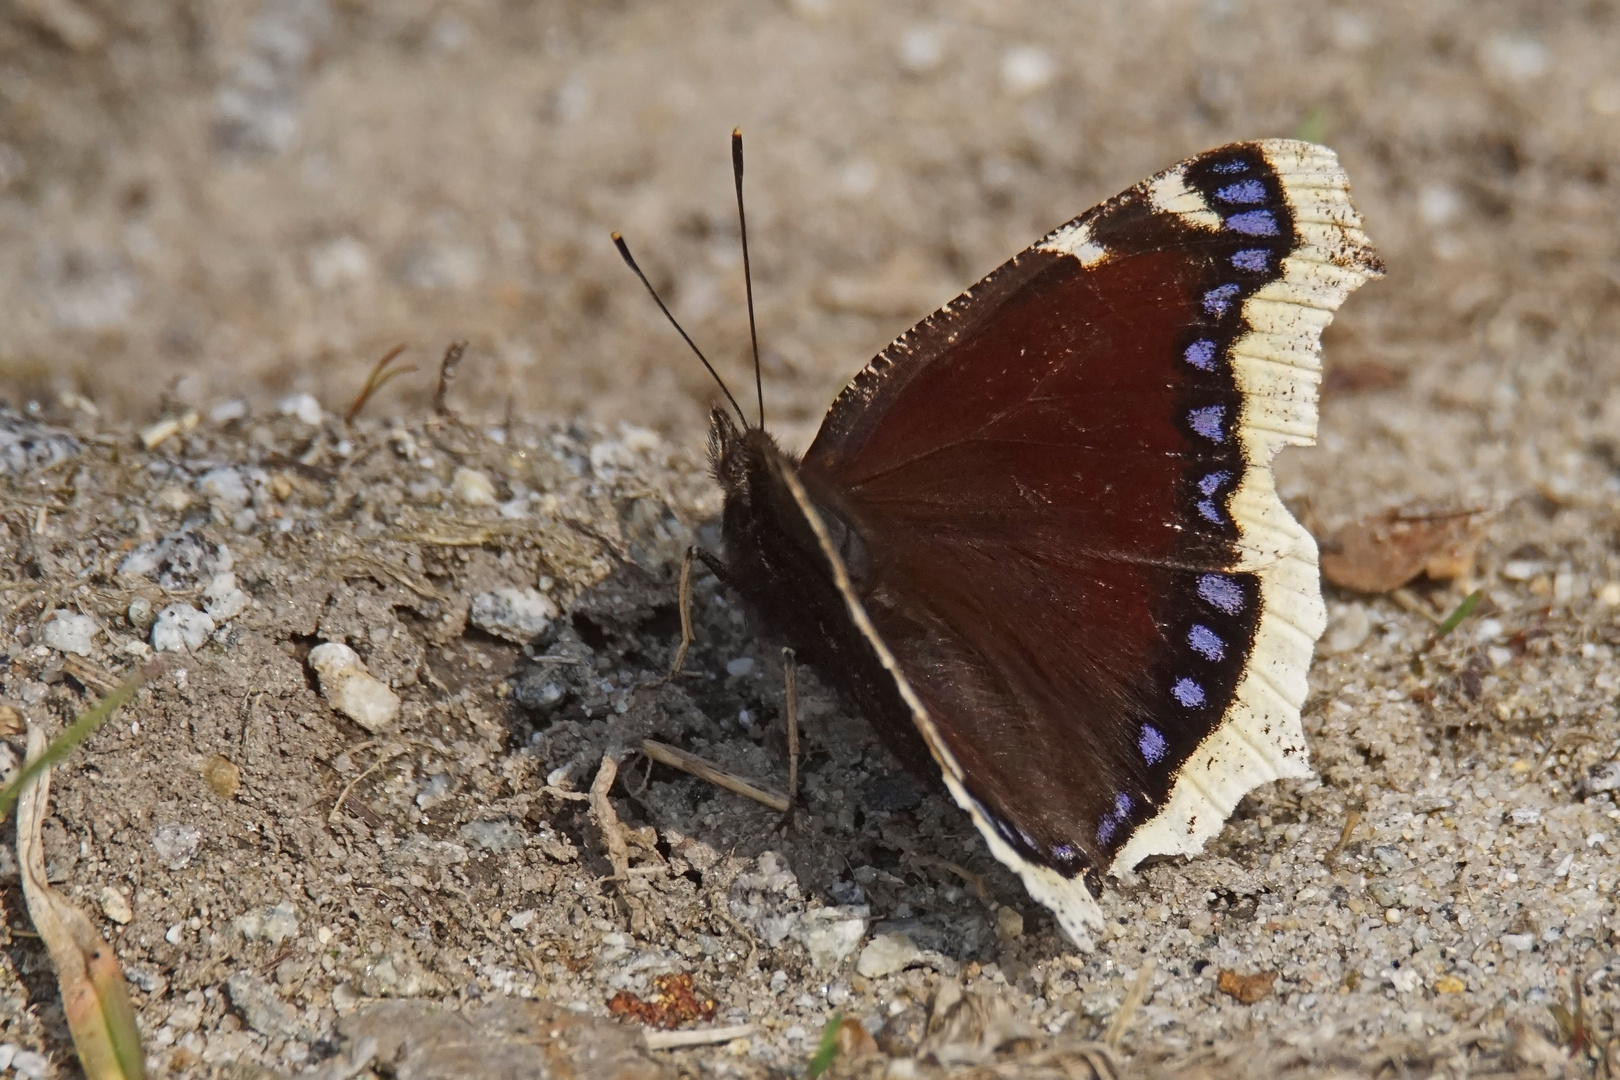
[791,140,1382,938]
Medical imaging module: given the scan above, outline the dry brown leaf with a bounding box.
[1217,968,1278,1005]
[1319,504,1494,593]
[17,723,146,1079]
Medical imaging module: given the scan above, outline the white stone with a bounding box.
[152,822,201,869]
[151,604,215,652]
[788,907,867,971]
[11,1049,47,1080]
[197,467,250,511]
[208,398,248,424]
[308,642,400,732]
[203,572,250,622]
[99,886,133,924]
[451,466,498,506]
[278,392,324,426]
[234,900,300,945]
[469,587,557,642]
[41,611,97,656]
[726,656,756,677]
[856,933,922,978]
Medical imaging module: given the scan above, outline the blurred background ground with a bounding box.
[2,1,1620,1078]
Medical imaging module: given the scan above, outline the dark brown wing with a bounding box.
[797,140,1382,936]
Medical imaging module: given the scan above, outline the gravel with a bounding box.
[1,2,1618,1078]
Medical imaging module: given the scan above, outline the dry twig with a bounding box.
[433,341,466,416]
[640,739,789,813]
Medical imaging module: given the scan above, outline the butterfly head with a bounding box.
[707,405,785,507]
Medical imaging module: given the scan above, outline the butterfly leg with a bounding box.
[776,646,801,833]
[654,545,734,686]
[655,546,700,685]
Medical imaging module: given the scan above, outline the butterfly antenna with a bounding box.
[731,128,764,429]
[611,231,748,428]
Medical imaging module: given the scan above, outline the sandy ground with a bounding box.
[2,0,1620,1077]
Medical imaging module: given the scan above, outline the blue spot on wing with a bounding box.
[1188,405,1226,442]
[1198,470,1232,495]
[1203,283,1241,316]
[1172,677,1206,707]
[1096,792,1135,846]
[1215,180,1267,204]
[1211,159,1249,174]
[1184,339,1218,371]
[1198,574,1244,614]
[1188,623,1226,661]
[1232,248,1270,272]
[1139,724,1167,764]
[1226,210,1280,236]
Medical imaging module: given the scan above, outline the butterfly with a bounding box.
[619,137,1382,942]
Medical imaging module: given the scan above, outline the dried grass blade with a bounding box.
[17,723,146,1079]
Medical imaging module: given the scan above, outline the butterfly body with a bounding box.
[702,140,1383,941]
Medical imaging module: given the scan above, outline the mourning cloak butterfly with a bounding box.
[630,138,1382,942]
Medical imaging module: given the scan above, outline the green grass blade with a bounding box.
[0,664,154,823]
[1434,588,1484,641]
[807,1012,843,1079]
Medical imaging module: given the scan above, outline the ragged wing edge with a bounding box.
[1111,140,1384,876]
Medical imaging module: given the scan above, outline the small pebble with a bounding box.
[308,642,400,732]
[203,572,250,622]
[996,906,1025,940]
[40,610,98,656]
[1384,907,1402,924]
[11,1049,48,1080]
[235,900,300,945]
[152,485,192,512]
[789,907,868,971]
[857,933,923,978]
[151,603,215,652]
[208,398,248,423]
[152,821,201,870]
[202,754,241,799]
[726,656,756,677]
[99,886,134,924]
[278,393,324,426]
[197,467,250,511]
[127,595,155,629]
[469,587,557,642]
[451,466,498,506]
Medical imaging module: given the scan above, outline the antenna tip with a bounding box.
[610,231,623,242]
[732,127,742,139]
